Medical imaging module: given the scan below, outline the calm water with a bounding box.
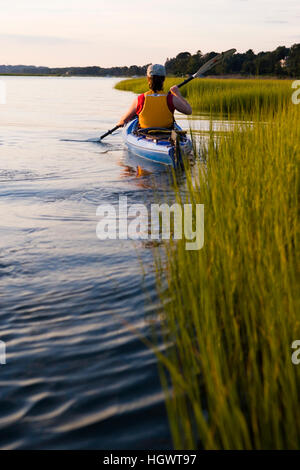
[0,76,182,450]
[0,77,232,450]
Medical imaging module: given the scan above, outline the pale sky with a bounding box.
[1,0,299,67]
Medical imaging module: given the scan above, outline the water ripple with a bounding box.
[0,76,172,450]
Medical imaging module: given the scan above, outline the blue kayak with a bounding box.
[123,118,192,168]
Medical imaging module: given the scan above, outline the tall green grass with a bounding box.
[115,78,293,114]
[153,103,300,449]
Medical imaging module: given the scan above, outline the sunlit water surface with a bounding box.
[0,77,230,449]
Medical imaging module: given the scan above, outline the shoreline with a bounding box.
[0,73,294,79]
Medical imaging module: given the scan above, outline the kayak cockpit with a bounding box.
[123,118,192,168]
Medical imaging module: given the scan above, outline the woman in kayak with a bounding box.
[117,64,192,129]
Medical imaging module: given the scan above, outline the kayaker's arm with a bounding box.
[117,98,138,127]
[170,86,192,115]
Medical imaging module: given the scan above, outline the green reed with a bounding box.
[152,102,300,449]
[115,78,293,114]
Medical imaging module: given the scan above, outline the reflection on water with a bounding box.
[0,76,230,450]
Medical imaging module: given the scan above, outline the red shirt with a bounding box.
[136,92,175,115]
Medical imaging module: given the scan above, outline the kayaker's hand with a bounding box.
[117,119,125,127]
[170,86,182,97]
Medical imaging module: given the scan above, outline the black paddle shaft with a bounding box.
[177,75,194,89]
[100,124,122,141]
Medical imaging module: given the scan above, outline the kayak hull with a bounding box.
[123,118,192,168]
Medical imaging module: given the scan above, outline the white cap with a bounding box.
[147,64,166,77]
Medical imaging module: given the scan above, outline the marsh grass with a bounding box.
[115,78,293,115]
[153,103,300,449]
[116,75,299,448]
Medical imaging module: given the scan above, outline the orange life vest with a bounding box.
[138,91,174,129]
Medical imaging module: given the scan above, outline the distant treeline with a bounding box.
[166,44,300,77]
[1,44,299,77]
[0,64,148,77]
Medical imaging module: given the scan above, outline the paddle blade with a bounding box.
[193,48,236,77]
